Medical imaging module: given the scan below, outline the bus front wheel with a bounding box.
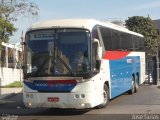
[97,84,109,108]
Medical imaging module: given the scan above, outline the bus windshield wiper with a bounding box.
[56,54,76,76]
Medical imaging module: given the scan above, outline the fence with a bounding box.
[146,57,160,85]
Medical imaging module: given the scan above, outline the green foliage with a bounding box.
[2,81,22,88]
[0,17,16,45]
[0,0,39,49]
[0,0,39,21]
[125,16,160,56]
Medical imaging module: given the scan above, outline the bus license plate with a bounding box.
[48,97,59,102]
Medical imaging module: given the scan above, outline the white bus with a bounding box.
[23,19,145,109]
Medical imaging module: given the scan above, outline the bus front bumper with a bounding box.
[23,92,102,109]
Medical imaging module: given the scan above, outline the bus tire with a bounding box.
[129,76,135,95]
[97,84,109,108]
[135,75,139,93]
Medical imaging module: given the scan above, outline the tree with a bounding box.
[0,0,39,21]
[125,16,160,56]
[0,17,16,44]
[0,0,38,45]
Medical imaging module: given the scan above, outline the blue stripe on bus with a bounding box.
[110,56,140,99]
[24,80,77,92]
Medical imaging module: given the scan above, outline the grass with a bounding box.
[2,81,22,88]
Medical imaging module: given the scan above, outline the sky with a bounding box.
[10,0,160,43]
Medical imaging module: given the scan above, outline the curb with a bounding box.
[0,88,22,100]
[0,93,16,100]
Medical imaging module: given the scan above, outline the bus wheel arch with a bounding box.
[96,82,110,109]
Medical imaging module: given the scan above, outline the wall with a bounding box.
[0,68,23,86]
[0,42,22,86]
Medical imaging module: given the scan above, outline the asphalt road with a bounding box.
[0,85,160,120]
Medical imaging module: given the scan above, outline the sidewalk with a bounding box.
[0,87,22,99]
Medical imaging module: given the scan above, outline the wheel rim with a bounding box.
[103,89,108,104]
[136,78,138,89]
[132,80,135,93]
[135,77,138,92]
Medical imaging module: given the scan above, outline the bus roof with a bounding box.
[29,19,143,37]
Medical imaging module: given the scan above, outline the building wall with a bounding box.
[0,42,23,86]
[0,68,22,86]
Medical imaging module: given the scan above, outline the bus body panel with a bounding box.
[23,91,99,109]
[128,52,146,84]
[104,51,145,99]
[109,56,140,98]
[23,78,104,109]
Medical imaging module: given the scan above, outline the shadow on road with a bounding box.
[32,108,91,116]
[0,108,91,116]
[0,93,91,116]
[0,106,91,116]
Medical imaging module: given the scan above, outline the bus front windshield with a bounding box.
[25,29,91,78]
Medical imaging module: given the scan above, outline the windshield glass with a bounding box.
[25,29,91,77]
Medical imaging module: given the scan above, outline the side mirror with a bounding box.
[93,39,103,60]
[97,46,103,60]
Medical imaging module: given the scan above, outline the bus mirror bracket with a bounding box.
[93,38,102,60]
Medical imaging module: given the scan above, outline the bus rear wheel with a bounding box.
[135,75,139,93]
[128,76,135,94]
[97,84,109,108]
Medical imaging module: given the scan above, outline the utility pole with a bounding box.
[20,31,24,85]
[156,46,160,85]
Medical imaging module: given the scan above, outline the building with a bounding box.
[0,42,22,86]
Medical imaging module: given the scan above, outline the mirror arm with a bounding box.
[93,38,102,60]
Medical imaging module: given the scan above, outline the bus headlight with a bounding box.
[74,94,85,99]
[81,94,85,99]
[30,94,34,98]
[75,94,79,99]
[26,94,29,98]
[28,102,32,107]
[81,103,85,107]
[26,93,34,98]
